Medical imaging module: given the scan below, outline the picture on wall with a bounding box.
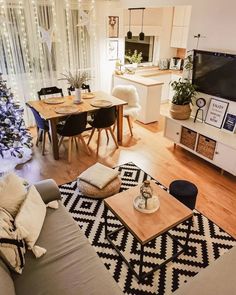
[205,98,229,128]
[108,40,118,60]
[108,16,119,38]
[222,113,236,133]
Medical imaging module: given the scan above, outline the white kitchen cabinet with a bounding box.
[164,117,181,142]
[164,115,236,176]
[173,6,191,27]
[151,73,171,102]
[171,6,191,49]
[214,143,236,175]
[113,74,163,124]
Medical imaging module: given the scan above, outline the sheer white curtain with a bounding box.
[0,0,96,126]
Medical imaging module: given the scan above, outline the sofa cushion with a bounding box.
[173,245,236,295]
[0,259,15,295]
[0,208,26,274]
[0,173,27,217]
[12,202,124,295]
[15,185,46,250]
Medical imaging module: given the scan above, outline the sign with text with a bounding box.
[222,113,236,133]
[205,98,229,128]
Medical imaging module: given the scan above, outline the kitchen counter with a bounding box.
[113,73,164,87]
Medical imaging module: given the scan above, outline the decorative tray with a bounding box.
[133,195,160,214]
[55,105,79,114]
[43,97,65,104]
[90,99,113,108]
[82,93,95,99]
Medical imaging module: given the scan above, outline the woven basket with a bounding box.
[169,103,191,120]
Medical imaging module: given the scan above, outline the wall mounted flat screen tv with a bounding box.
[192,50,236,102]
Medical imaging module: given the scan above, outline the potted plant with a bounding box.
[125,50,143,73]
[60,71,89,103]
[170,78,197,120]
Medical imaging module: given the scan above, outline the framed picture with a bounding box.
[205,98,229,128]
[108,16,119,38]
[108,40,118,60]
[222,113,236,133]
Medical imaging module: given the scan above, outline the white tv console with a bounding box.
[163,114,236,176]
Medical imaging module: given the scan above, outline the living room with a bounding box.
[0,0,235,295]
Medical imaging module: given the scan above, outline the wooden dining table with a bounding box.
[27,91,127,160]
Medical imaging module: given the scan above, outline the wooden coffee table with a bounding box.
[104,181,193,281]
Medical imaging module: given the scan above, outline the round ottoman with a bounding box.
[77,176,121,199]
[169,180,198,210]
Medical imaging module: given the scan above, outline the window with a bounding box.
[125,36,154,63]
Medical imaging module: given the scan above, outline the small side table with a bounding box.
[104,182,193,281]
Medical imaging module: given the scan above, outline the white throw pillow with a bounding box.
[78,162,120,189]
[0,207,26,274]
[15,185,46,249]
[0,173,27,217]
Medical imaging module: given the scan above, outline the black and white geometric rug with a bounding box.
[59,162,236,295]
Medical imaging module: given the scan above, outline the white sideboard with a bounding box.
[164,114,236,176]
[113,74,163,124]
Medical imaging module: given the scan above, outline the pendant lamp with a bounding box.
[127,9,132,39]
[139,8,145,41]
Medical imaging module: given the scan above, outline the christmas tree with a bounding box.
[0,73,32,173]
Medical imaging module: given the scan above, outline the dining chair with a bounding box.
[87,106,118,154]
[57,112,90,163]
[29,107,51,155]
[67,84,91,95]
[38,86,64,100]
[112,85,141,136]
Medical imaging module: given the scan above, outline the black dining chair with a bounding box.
[57,112,90,163]
[29,107,51,155]
[87,106,118,154]
[67,84,91,96]
[38,87,64,100]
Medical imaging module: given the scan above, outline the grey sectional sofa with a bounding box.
[0,179,124,295]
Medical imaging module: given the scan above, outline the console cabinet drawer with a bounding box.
[180,127,197,150]
[196,135,216,160]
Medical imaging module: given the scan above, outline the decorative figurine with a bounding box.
[140,180,153,209]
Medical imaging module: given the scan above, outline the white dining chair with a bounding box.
[112,85,141,136]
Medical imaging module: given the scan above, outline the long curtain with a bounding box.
[0,0,96,126]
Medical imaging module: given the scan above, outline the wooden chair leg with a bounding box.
[113,121,117,132]
[58,136,64,148]
[36,129,42,147]
[97,129,101,154]
[42,130,46,155]
[68,137,72,163]
[108,127,119,149]
[74,136,78,149]
[105,129,109,144]
[78,134,91,155]
[48,131,51,143]
[87,128,95,146]
[127,116,133,136]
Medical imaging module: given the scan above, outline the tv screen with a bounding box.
[192,50,236,102]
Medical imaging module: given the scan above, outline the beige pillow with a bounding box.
[0,207,26,274]
[0,173,27,217]
[15,185,46,249]
[78,162,120,189]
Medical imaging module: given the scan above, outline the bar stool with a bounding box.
[169,180,198,210]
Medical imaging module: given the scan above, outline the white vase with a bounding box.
[73,88,81,104]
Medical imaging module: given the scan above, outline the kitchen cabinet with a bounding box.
[164,115,236,176]
[171,6,191,49]
[113,74,163,124]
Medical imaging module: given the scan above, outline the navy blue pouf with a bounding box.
[169,180,198,210]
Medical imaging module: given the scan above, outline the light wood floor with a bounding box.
[16,112,236,238]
